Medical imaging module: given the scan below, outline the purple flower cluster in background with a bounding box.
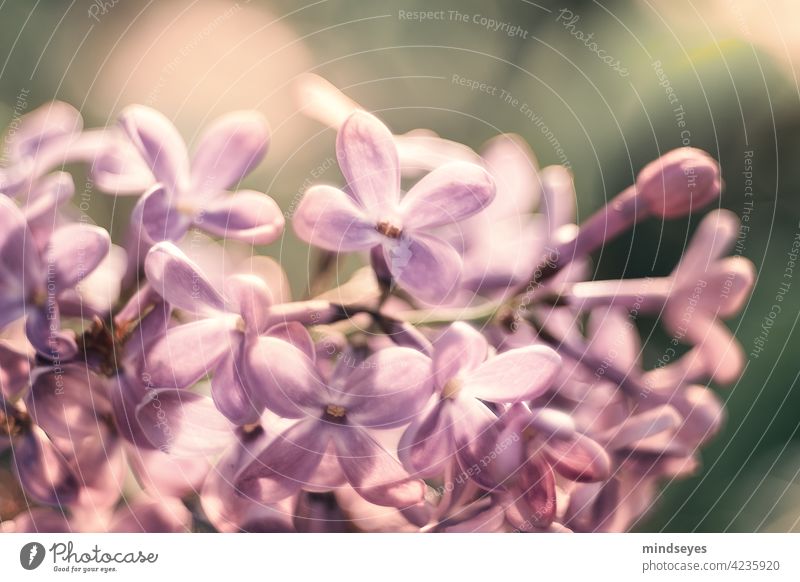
[0,76,755,533]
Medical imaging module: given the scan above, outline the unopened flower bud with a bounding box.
[636,147,721,219]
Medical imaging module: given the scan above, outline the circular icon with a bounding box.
[20,542,46,570]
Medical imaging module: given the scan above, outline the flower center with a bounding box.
[376,220,402,239]
[32,289,49,307]
[235,315,247,333]
[0,407,28,438]
[324,404,347,421]
[442,378,463,400]
[175,201,197,216]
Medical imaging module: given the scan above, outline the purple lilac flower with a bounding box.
[294,75,546,301]
[399,322,561,490]
[133,390,296,532]
[234,338,433,507]
[26,365,127,510]
[293,110,496,304]
[0,102,84,195]
[392,132,545,301]
[119,106,283,246]
[562,209,755,384]
[0,195,110,360]
[0,90,756,533]
[144,241,323,424]
[1,395,80,506]
[537,148,722,279]
[492,403,611,530]
[0,101,142,199]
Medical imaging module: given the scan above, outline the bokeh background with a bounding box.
[1,0,799,532]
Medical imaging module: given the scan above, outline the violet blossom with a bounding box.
[235,339,433,507]
[0,86,758,533]
[0,194,110,360]
[399,322,561,490]
[293,110,496,304]
[143,241,332,424]
[119,106,284,246]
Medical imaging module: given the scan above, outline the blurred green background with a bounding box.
[1,0,799,531]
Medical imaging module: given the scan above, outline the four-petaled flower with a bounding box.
[144,241,305,425]
[293,111,496,304]
[399,322,561,490]
[120,106,284,246]
[0,195,110,360]
[235,338,434,507]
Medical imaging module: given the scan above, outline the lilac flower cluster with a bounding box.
[0,78,755,533]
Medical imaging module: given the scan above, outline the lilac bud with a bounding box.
[535,148,722,284]
[636,147,721,219]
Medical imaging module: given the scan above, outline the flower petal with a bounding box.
[451,398,502,491]
[512,455,556,528]
[191,111,270,195]
[25,306,77,361]
[442,498,507,532]
[528,407,577,440]
[294,73,362,130]
[212,349,262,425]
[64,429,126,510]
[235,419,330,502]
[0,195,41,293]
[136,389,233,456]
[398,401,453,477]
[673,385,725,444]
[339,347,434,429]
[144,241,226,314]
[540,165,576,235]
[543,433,612,482]
[463,345,561,403]
[400,162,495,230]
[433,322,487,391]
[146,320,233,388]
[107,373,158,448]
[46,224,111,290]
[131,184,190,244]
[6,101,82,162]
[678,209,740,274]
[127,446,208,498]
[13,425,80,505]
[264,322,316,361]
[293,184,378,252]
[599,405,682,450]
[244,336,327,418]
[23,172,74,237]
[200,190,284,245]
[673,312,745,385]
[334,426,425,507]
[27,365,110,440]
[395,129,483,174]
[89,132,154,195]
[118,105,189,194]
[481,133,540,216]
[386,232,462,304]
[7,508,73,533]
[336,111,400,215]
[587,305,640,371]
[224,274,273,334]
